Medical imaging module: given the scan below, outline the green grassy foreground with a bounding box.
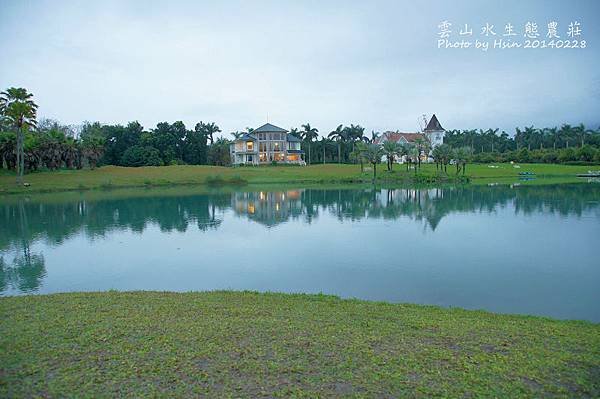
[0,163,596,194]
[1,292,598,397]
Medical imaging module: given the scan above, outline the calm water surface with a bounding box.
[1,184,599,321]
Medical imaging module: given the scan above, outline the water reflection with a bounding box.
[0,183,598,299]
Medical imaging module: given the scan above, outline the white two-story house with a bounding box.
[230,123,304,165]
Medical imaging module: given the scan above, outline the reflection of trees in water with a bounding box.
[0,184,598,253]
[0,199,46,293]
[0,252,46,293]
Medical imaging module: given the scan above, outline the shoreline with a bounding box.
[0,163,596,196]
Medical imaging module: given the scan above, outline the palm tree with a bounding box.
[413,137,429,169]
[348,124,365,155]
[361,144,383,182]
[407,145,420,175]
[431,145,442,171]
[0,88,38,184]
[319,136,332,164]
[230,131,244,139]
[370,130,380,143]
[328,124,345,163]
[381,141,401,171]
[196,121,221,145]
[81,134,105,169]
[453,146,472,175]
[349,141,368,172]
[301,123,319,165]
[436,144,453,174]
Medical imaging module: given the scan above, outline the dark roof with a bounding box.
[287,149,304,154]
[424,114,444,131]
[234,133,257,141]
[253,123,288,133]
[287,135,302,142]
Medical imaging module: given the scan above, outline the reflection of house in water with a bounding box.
[232,190,304,227]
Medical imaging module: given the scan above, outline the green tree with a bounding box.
[382,141,401,171]
[301,123,319,165]
[207,137,231,166]
[436,144,453,173]
[202,122,221,145]
[328,124,345,163]
[79,122,106,169]
[121,145,163,166]
[319,135,332,164]
[453,146,472,175]
[361,144,383,182]
[349,141,368,172]
[0,88,38,184]
[183,125,208,165]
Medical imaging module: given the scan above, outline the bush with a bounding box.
[120,146,163,167]
[542,151,558,164]
[558,148,576,163]
[576,145,596,162]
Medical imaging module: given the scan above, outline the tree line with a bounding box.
[0,88,233,180]
[2,87,599,184]
[443,127,600,164]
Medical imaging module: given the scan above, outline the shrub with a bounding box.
[558,148,576,163]
[576,145,596,162]
[120,146,163,167]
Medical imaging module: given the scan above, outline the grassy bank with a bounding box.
[0,163,596,195]
[1,291,599,397]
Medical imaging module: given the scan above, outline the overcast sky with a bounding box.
[1,0,599,137]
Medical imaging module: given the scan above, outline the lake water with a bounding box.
[1,184,599,322]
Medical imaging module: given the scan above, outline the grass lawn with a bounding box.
[0,163,596,195]
[1,291,599,397]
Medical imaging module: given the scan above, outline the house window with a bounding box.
[259,142,267,152]
[248,155,253,162]
[273,142,281,152]
[247,141,254,151]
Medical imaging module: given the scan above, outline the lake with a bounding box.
[1,183,599,322]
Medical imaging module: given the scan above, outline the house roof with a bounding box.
[253,123,288,133]
[287,135,302,142]
[235,133,257,142]
[376,132,425,144]
[424,114,444,132]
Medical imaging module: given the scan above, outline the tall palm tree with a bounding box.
[370,130,380,143]
[348,124,365,155]
[413,137,427,169]
[361,144,383,182]
[435,144,453,174]
[319,136,332,164]
[328,124,345,163]
[453,146,472,175]
[349,141,368,172]
[196,121,221,145]
[0,88,38,184]
[406,145,421,175]
[381,141,401,171]
[301,123,319,165]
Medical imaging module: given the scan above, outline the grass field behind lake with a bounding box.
[0,163,596,194]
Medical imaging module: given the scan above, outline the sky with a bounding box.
[1,0,599,138]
